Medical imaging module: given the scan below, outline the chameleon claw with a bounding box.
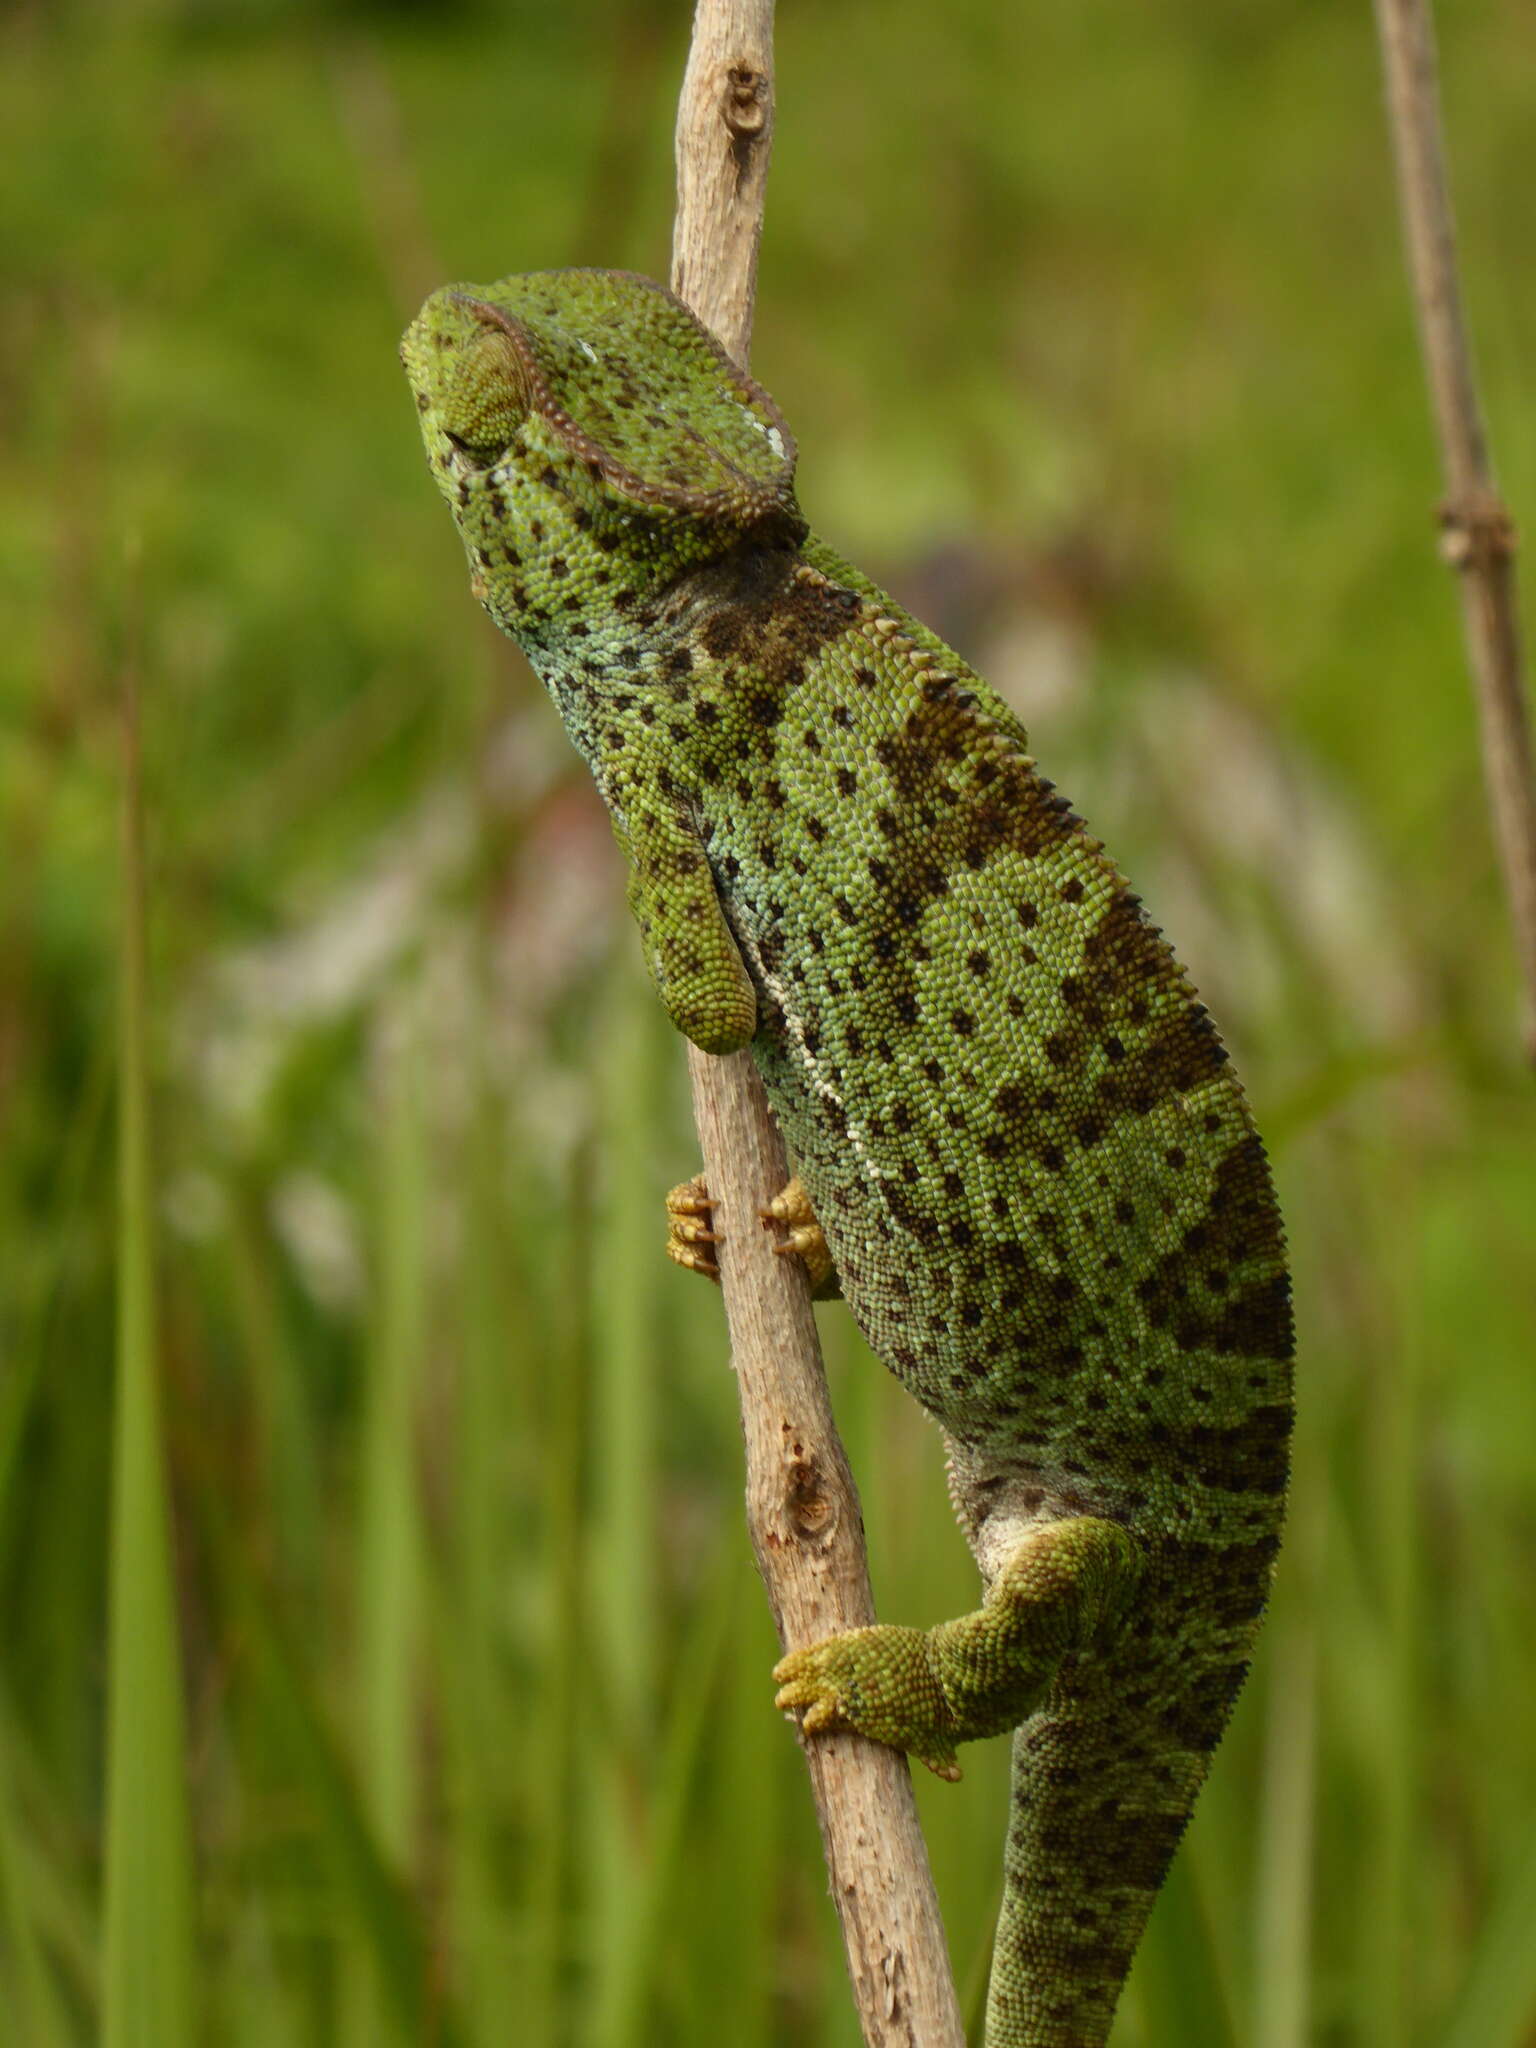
[773,1226,822,1261]
[801,1698,844,1737]
[668,1242,722,1280]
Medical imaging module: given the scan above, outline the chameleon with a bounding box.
[401,269,1293,2048]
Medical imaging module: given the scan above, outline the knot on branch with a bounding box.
[722,63,768,141]
[781,1420,839,1541]
[1439,490,1518,572]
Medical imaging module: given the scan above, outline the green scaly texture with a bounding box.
[401,270,1293,2048]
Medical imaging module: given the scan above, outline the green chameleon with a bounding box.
[402,269,1293,2048]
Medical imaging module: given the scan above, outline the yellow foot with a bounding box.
[763,1176,839,1298]
[666,1174,722,1283]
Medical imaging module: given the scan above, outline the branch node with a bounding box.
[1437,490,1517,572]
[723,63,769,139]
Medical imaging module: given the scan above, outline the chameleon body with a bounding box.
[402,270,1293,2048]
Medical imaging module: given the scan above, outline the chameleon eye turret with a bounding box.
[402,292,532,477]
[432,316,530,464]
[404,268,1293,2048]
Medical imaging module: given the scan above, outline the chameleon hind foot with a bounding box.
[666,1175,722,1282]
[774,1625,962,1779]
[775,1517,1141,1784]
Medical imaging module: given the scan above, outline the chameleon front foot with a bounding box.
[665,1175,722,1282]
[774,1625,962,1780]
[763,1176,839,1298]
[666,1172,841,1296]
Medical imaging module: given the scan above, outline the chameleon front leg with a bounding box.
[612,772,757,1056]
[666,1173,841,1296]
[773,1517,1141,1780]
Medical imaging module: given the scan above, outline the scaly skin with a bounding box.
[402,270,1293,2048]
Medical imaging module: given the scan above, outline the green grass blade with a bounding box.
[1125,1848,1236,2048]
[196,1489,453,2048]
[101,673,198,2048]
[590,1544,736,2046]
[344,1000,429,2048]
[1442,1832,1536,2048]
[0,1702,77,2048]
[439,999,516,2046]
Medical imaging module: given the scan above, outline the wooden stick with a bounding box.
[670,7,966,2044]
[1373,0,1536,1062]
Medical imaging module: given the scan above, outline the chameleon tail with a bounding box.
[984,1703,1208,2048]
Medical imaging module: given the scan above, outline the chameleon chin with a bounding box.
[403,268,1293,2048]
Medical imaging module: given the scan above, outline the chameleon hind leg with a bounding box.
[665,1173,840,1297]
[773,1517,1141,1780]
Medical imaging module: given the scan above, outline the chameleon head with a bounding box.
[401,269,805,648]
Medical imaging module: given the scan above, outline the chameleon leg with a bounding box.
[665,1173,842,1298]
[773,1517,1140,1781]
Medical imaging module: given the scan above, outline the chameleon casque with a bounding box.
[402,269,1293,2048]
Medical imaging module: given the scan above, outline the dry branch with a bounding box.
[1373,0,1536,1061]
[669,5,966,2043]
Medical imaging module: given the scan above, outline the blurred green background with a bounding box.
[4,0,1535,2042]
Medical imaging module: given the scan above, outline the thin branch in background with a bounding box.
[1372,0,1536,1063]
[668,4,966,2043]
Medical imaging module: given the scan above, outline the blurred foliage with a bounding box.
[2,0,1535,2042]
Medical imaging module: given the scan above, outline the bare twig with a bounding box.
[1373,0,1536,1062]
[670,6,966,2044]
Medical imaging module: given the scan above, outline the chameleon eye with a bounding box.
[437,327,530,464]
